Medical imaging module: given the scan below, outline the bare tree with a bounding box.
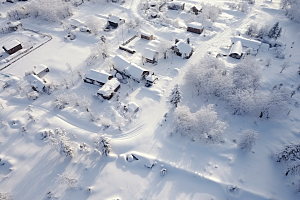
[280,61,290,73]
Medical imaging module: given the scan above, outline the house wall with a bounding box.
[187,27,203,34]
[141,35,153,40]
[3,44,22,55]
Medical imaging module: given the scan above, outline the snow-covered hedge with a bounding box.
[173,104,227,142]
[7,0,73,22]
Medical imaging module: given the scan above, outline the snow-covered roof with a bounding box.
[187,22,203,30]
[69,18,84,27]
[112,55,131,71]
[146,74,158,83]
[125,64,149,80]
[168,1,184,6]
[229,40,242,55]
[108,15,120,24]
[33,64,48,75]
[143,48,158,59]
[27,74,45,92]
[85,69,111,84]
[231,36,261,50]
[175,41,192,55]
[141,31,152,37]
[127,102,139,113]
[8,21,22,27]
[3,40,21,50]
[97,78,120,97]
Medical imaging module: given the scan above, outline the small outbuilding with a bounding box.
[108,15,125,28]
[27,74,47,93]
[187,22,204,34]
[190,6,201,15]
[229,40,243,59]
[174,41,193,59]
[7,21,22,31]
[141,32,153,40]
[167,1,185,10]
[142,48,158,64]
[32,64,49,78]
[97,78,120,100]
[84,69,113,86]
[2,40,22,55]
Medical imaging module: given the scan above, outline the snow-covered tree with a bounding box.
[87,40,111,65]
[268,22,281,39]
[173,104,227,142]
[201,3,222,22]
[245,23,258,37]
[85,15,103,35]
[0,192,12,200]
[57,172,78,188]
[257,25,270,39]
[276,141,300,176]
[93,135,111,156]
[238,129,259,152]
[52,94,70,109]
[48,128,74,158]
[280,61,290,73]
[281,0,300,23]
[169,84,182,108]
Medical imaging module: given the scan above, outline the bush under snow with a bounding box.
[238,129,259,152]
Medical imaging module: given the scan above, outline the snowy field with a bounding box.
[0,0,300,199]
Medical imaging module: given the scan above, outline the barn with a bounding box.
[187,22,204,34]
[108,15,125,28]
[2,40,22,55]
[174,40,193,59]
[229,40,243,59]
[142,48,158,64]
[167,1,185,10]
[97,78,120,100]
[141,32,153,40]
[32,64,49,78]
[84,69,113,86]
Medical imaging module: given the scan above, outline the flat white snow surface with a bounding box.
[0,0,300,200]
[231,36,262,50]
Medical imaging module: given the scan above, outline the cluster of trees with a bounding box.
[7,0,73,22]
[85,15,104,35]
[184,55,293,118]
[200,3,222,22]
[238,129,259,152]
[246,22,282,40]
[173,104,227,142]
[281,0,300,23]
[86,40,110,66]
[229,0,250,13]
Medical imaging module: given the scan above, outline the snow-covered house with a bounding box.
[187,22,204,34]
[27,74,47,93]
[190,6,201,15]
[141,32,154,40]
[7,21,22,31]
[32,64,49,78]
[229,40,243,59]
[108,15,125,28]
[69,18,85,29]
[142,48,158,64]
[173,41,193,59]
[84,69,113,86]
[167,1,185,10]
[97,78,120,100]
[112,55,150,82]
[231,36,261,55]
[2,40,22,55]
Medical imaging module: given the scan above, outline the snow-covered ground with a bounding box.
[0,0,300,199]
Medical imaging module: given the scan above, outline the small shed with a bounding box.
[142,48,158,64]
[27,74,46,93]
[229,40,243,59]
[174,41,193,59]
[190,6,201,15]
[2,40,22,55]
[97,78,120,100]
[108,15,125,28]
[84,69,113,86]
[7,21,22,31]
[32,64,49,78]
[167,1,185,10]
[141,32,153,40]
[187,22,204,34]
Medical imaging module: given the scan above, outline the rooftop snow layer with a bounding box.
[168,1,184,6]
[143,48,157,59]
[97,78,120,96]
[112,55,131,71]
[108,15,120,24]
[3,40,21,50]
[125,64,149,80]
[8,21,22,27]
[85,69,111,84]
[141,31,152,37]
[229,40,243,55]
[187,22,203,30]
[27,74,45,92]
[176,41,192,55]
[231,36,261,50]
[33,64,48,75]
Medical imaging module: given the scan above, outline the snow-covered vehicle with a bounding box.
[64,31,76,41]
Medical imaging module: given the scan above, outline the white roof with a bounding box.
[176,41,192,55]
[85,69,111,84]
[229,40,243,55]
[69,18,84,27]
[27,74,45,92]
[146,74,158,82]
[127,102,139,113]
[97,78,120,97]
[168,1,184,6]
[141,31,152,37]
[108,15,120,24]
[143,48,157,59]
[3,40,21,50]
[112,55,131,71]
[125,64,148,80]
[187,22,203,30]
[33,64,48,75]
[8,21,21,27]
[231,36,261,50]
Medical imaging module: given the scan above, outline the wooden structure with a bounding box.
[108,15,125,28]
[167,1,185,10]
[32,64,49,78]
[141,32,153,40]
[187,22,204,34]
[84,69,113,86]
[190,6,201,15]
[142,48,158,64]
[97,78,120,100]
[119,45,136,54]
[2,40,22,55]
[173,40,193,59]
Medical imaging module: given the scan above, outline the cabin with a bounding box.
[167,1,185,10]
[27,74,47,93]
[190,6,201,15]
[84,69,113,86]
[7,21,22,31]
[2,40,22,55]
[32,64,49,78]
[173,41,193,59]
[229,40,243,59]
[142,48,158,64]
[141,32,153,40]
[112,55,150,82]
[97,78,120,100]
[119,45,136,54]
[187,22,204,34]
[108,15,125,28]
